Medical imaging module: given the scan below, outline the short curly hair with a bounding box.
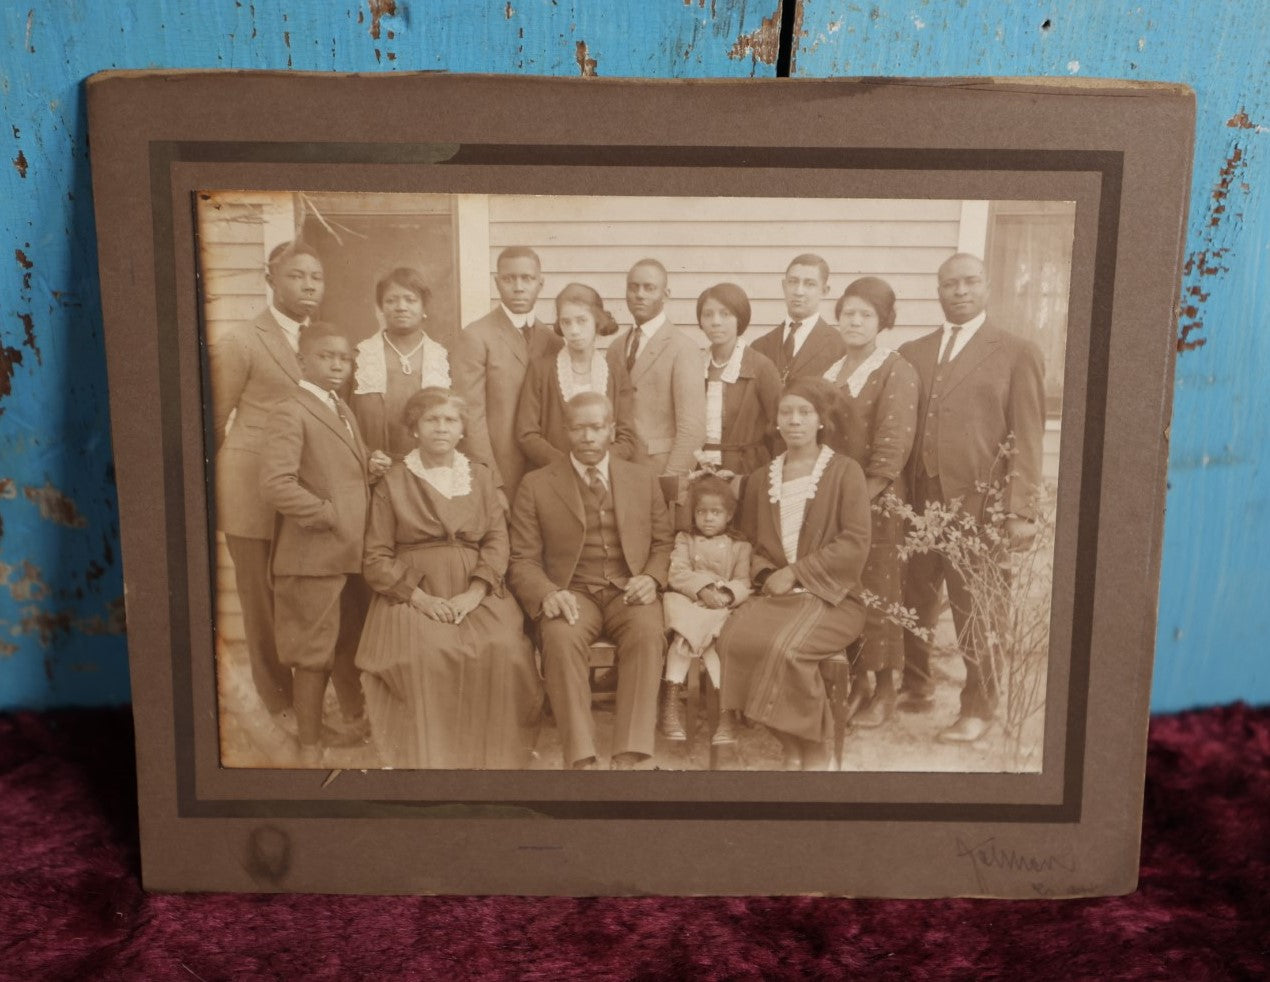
[686,473,739,516]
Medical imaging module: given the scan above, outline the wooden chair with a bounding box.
[587,639,618,704]
[821,652,851,771]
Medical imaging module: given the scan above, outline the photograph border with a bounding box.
[89,73,1190,896]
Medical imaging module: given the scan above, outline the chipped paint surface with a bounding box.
[0,1,774,710]
[795,0,1269,712]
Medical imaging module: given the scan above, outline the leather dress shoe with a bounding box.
[852,689,897,729]
[936,716,994,744]
[609,752,646,770]
[571,756,599,770]
[897,686,936,713]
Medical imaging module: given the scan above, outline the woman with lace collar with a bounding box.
[349,267,451,461]
[355,387,541,769]
[692,283,782,482]
[515,282,644,471]
[714,377,872,770]
[822,277,920,730]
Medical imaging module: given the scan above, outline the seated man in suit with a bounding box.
[752,253,848,383]
[606,258,706,479]
[452,245,562,509]
[508,391,674,770]
[898,252,1046,744]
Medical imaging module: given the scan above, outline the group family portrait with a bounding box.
[197,190,1073,775]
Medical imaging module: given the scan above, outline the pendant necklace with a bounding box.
[383,332,427,375]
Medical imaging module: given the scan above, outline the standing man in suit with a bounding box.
[452,246,563,508]
[898,252,1046,744]
[208,239,324,729]
[259,323,371,765]
[752,253,848,383]
[607,259,706,478]
[508,392,674,770]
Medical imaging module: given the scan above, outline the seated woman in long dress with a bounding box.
[350,266,451,460]
[515,282,644,469]
[715,377,872,770]
[822,276,919,728]
[355,387,542,769]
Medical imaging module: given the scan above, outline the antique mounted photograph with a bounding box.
[199,190,1073,776]
[89,72,1191,897]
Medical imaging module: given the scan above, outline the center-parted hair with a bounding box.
[375,267,432,308]
[687,473,739,517]
[695,282,753,335]
[555,282,620,337]
[778,375,840,446]
[402,386,468,434]
[835,276,897,330]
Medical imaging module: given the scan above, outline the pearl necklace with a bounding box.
[382,332,427,375]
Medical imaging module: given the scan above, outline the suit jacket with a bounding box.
[259,388,370,577]
[740,451,871,607]
[898,319,1046,519]
[507,456,674,618]
[209,307,304,540]
[451,306,562,496]
[605,319,707,476]
[750,315,848,383]
[514,351,646,469]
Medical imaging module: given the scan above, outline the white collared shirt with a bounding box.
[629,310,666,349]
[298,378,338,410]
[271,305,306,353]
[780,314,817,356]
[500,303,534,332]
[939,310,987,363]
[570,452,611,491]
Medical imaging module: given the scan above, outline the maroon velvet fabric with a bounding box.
[1,705,1266,980]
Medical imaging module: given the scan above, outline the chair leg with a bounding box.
[684,656,701,743]
[828,658,850,771]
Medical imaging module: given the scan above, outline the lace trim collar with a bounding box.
[556,348,608,402]
[823,347,891,398]
[354,331,451,395]
[403,448,472,499]
[767,444,834,503]
[704,338,746,384]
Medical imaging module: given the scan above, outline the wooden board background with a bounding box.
[0,0,1264,713]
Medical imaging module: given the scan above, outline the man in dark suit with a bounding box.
[208,240,325,730]
[751,253,848,383]
[452,246,562,507]
[259,323,371,764]
[898,252,1046,744]
[508,391,674,770]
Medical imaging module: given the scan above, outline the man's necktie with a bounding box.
[585,466,606,503]
[626,328,641,371]
[329,392,354,438]
[938,324,963,367]
[782,320,802,370]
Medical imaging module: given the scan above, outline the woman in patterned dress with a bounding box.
[715,377,872,770]
[515,282,644,469]
[350,267,452,460]
[355,387,542,768]
[822,277,920,728]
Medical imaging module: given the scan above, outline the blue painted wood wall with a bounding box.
[0,1,1265,712]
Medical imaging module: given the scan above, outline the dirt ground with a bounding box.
[216,609,1045,774]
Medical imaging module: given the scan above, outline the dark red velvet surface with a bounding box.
[1,705,1266,981]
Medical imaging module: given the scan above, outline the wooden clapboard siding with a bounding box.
[487,194,964,344]
[196,195,273,646]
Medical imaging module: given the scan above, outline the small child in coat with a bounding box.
[659,474,751,744]
[259,322,379,766]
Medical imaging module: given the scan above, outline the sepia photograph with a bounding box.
[198,190,1073,776]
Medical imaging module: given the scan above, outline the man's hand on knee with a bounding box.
[542,589,581,625]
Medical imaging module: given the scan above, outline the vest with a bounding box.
[918,350,954,478]
[569,470,632,593]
